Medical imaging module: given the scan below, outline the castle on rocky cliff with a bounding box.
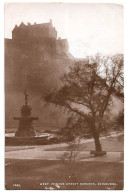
[5,20,73,128]
[9,19,69,56]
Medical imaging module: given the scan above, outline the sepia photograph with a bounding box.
[5,2,124,190]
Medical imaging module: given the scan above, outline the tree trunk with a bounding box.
[94,133,102,152]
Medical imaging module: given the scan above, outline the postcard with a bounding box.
[5,2,124,190]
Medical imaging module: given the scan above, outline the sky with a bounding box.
[5,3,124,58]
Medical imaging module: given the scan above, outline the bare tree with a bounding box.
[45,54,123,152]
[60,137,81,187]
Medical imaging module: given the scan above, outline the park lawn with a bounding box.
[46,135,124,152]
[5,159,123,190]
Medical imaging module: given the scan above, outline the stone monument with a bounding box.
[14,90,38,137]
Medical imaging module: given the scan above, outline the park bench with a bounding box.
[90,150,107,157]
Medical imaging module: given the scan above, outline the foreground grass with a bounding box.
[5,159,123,190]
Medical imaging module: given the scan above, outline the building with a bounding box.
[11,19,68,56]
[12,19,57,41]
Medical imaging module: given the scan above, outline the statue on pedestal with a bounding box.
[14,90,38,137]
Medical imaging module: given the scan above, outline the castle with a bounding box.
[10,19,69,56]
[5,20,73,128]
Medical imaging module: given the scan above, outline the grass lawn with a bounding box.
[46,135,124,152]
[5,159,123,190]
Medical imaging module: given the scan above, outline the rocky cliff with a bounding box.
[5,37,74,128]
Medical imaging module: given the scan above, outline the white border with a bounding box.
[0,0,125,195]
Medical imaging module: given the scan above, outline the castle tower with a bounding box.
[14,90,38,137]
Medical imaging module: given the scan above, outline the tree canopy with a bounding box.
[45,54,124,151]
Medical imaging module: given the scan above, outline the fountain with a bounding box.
[14,90,38,137]
[5,91,52,146]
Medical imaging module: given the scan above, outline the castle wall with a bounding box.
[12,22,57,41]
[55,39,68,55]
[10,21,69,63]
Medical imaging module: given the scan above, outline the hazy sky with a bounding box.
[5,3,123,58]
